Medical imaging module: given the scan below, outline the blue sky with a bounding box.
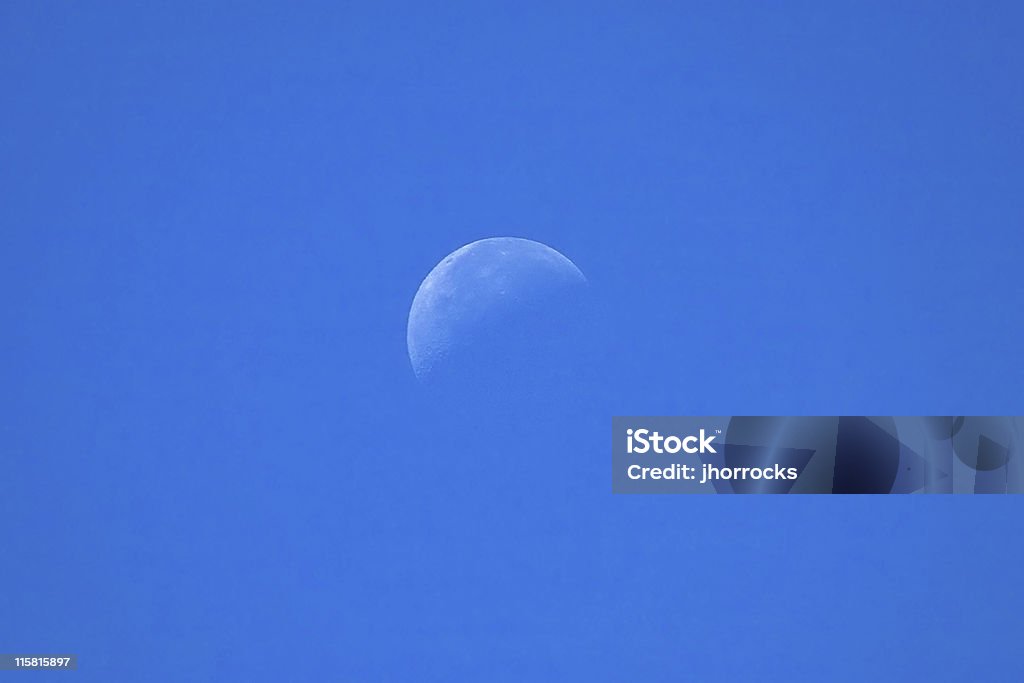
[2,2,1023,680]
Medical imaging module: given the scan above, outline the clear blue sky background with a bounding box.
[2,2,1023,680]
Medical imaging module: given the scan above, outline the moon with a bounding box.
[407,237,588,397]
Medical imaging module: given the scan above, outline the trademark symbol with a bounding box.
[716,429,722,434]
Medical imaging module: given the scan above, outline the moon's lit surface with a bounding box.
[407,237,589,403]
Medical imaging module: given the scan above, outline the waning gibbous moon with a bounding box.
[406,237,588,390]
